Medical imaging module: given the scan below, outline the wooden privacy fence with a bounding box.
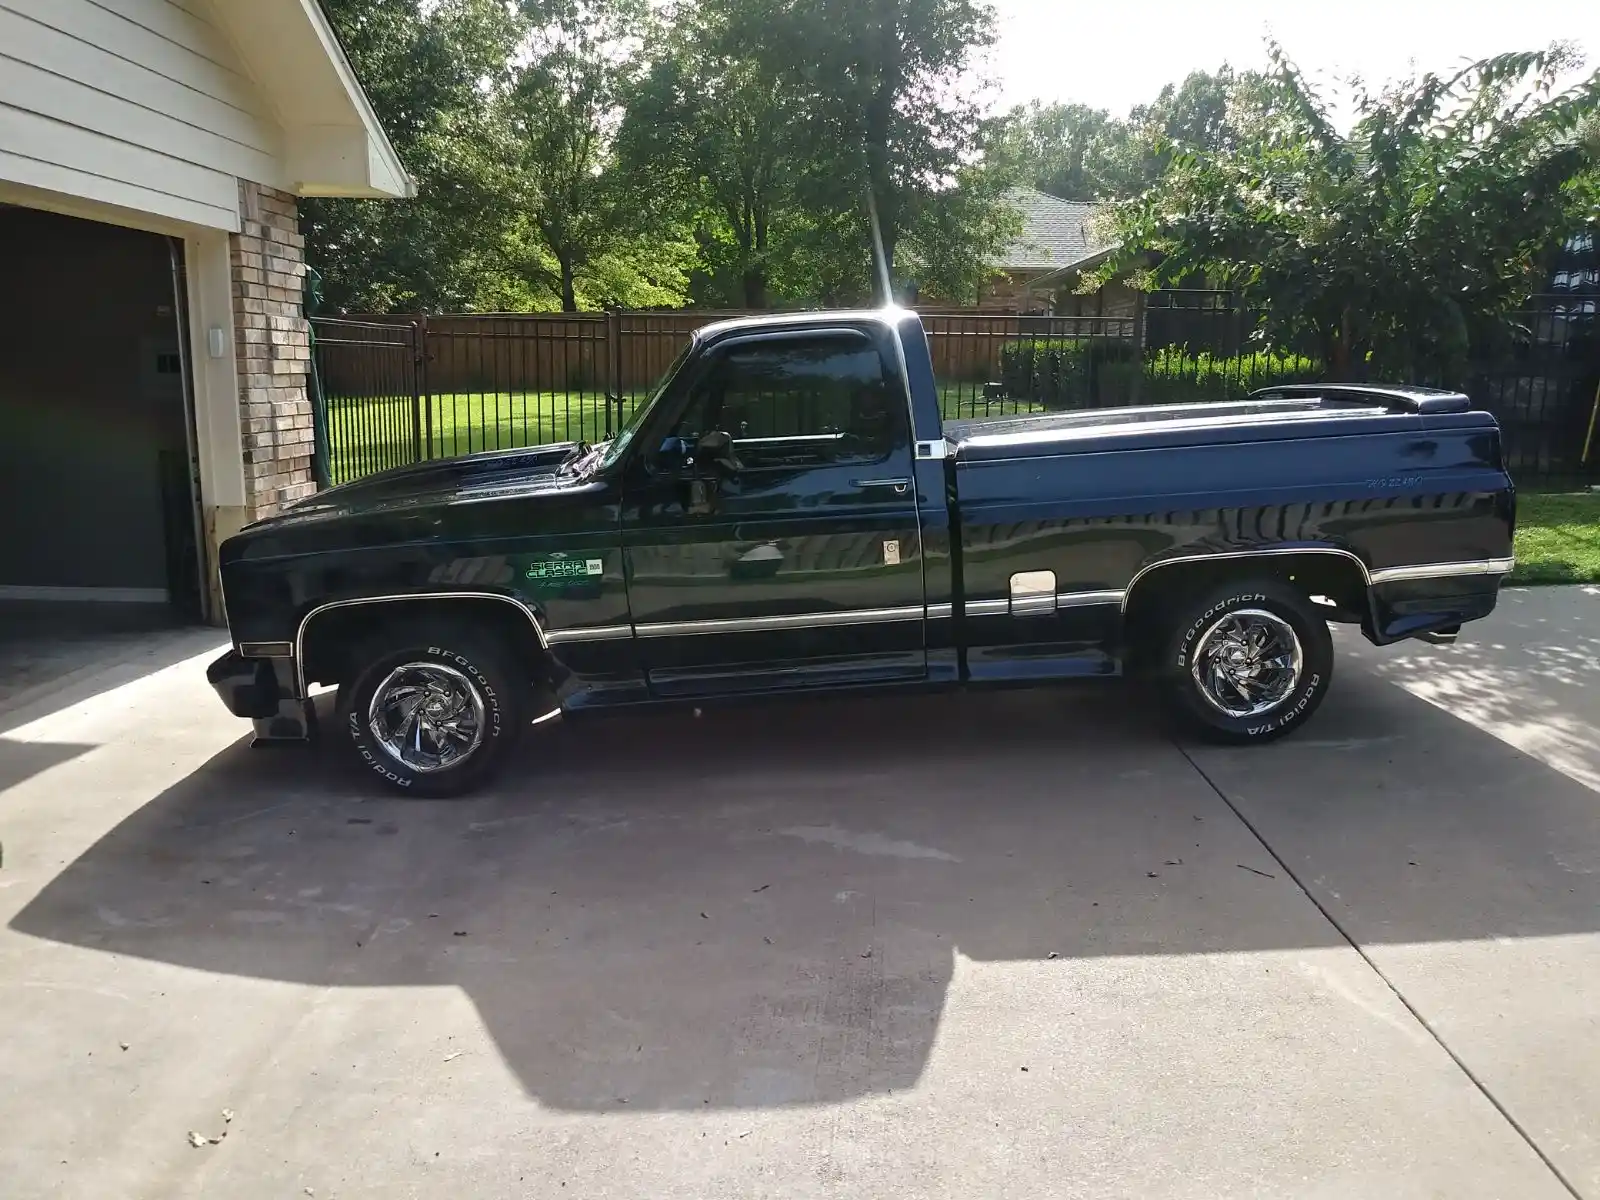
[315,311,753,399]
[310,298,1599,487]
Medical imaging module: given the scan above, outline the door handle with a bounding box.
[852,477,912,495]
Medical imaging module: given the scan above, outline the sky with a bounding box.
[985,0,1596,122]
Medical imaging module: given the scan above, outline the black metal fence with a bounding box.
[922,309,1321,420]
[311,311,743,484]
[1468,294,1598,486]
[312,296,1600,489]
[308,318,424,483]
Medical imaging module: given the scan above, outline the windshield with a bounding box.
[599,341,696,471]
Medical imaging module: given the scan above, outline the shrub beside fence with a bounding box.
[993,341,1319,411]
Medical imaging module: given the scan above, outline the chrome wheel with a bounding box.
[366,662,486,774]
[1190,609,1304,718]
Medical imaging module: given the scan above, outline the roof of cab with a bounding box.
[694,307,910,342]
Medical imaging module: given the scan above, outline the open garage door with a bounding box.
[0,206,204,688]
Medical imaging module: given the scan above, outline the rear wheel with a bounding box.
[1159,580,1333,744]
[338,623,527,797]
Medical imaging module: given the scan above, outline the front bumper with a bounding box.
[207,650,316,742]
[207,650,280,718]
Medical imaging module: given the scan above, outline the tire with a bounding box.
[1158,579,1333,744]
[337,622,527,797]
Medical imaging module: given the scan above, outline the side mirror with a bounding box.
[657,435,692,469]
[695,430,732,459]
[693,430,740,474]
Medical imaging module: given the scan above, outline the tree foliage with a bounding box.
[309,0,1012,311]
[784,0,1008,300]
[1095,46,1600,381]
[615,0,805,307]
[615,0,1014,307]
[306,6,1598,330]
[303,0,526,312]
[990,67,1265,203]
[495,0,692,311]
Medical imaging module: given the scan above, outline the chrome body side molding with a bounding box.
[544,624,633,645]
[634,606,926,639]
[1056,590,1125,609]
[1369,557,1515,584]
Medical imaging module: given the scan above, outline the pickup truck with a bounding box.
[208,308,1515,796]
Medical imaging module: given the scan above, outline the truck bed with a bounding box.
[942,383,1513,660]
[945,389,1490,462]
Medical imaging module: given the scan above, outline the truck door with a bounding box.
[621,325,926,697]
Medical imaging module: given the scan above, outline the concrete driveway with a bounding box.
[1,588,1597,1199]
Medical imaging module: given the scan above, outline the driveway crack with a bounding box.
[1174,739,1585,1200]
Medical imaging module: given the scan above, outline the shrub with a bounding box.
[999,338,1139,408]
[996,341,1319,410]
[1141,349,1321,405]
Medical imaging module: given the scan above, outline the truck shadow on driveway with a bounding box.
[12,670,1600,1110]
[0,739,97,793]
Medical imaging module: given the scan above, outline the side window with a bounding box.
[672,335,905,468]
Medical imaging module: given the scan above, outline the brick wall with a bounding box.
[231,181,315,520]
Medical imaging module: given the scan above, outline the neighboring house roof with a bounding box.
[995,187,1114,275]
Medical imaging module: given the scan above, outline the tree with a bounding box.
[991,69,1264,205]
[988,101,1142,201]
[302,0,527,311]
[897,160,1021,304]
[785,0,1006,299]
[1098,46,1600,382]
[616,1,804,308]
[497,0,659,311]
[1131,67,1255,159]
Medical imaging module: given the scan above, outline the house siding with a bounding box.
[981,270,1052,314]
[0,0,283,230]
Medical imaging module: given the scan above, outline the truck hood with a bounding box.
[222,443,598,563]
[290,443,582,516]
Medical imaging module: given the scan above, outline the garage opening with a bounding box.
[0,206,205,705]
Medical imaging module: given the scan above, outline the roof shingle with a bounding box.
[995,187,1114,273]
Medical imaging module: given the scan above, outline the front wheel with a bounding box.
[1159,580,1333,744]
[338,624,527,797]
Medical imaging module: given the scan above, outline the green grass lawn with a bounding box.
[325,390,648,483]
[327,386,1045,482]
[1511,491,1600,585]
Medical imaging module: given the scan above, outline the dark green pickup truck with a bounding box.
[209,308,1515,795]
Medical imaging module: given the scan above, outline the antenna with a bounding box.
[866,186,893,308]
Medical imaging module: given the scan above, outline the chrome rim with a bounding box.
[1190,608,1304,719]
[367,662,486,774]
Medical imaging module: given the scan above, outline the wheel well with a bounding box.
[1121,552,1369,664]
[299,598,551,690]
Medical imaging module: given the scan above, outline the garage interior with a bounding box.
[0,205,206,711]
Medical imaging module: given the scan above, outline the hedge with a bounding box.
[997,340,1320,409]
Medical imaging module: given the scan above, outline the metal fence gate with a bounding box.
[309,317,425,483]
[312,300,1599,489]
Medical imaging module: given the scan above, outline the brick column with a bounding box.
[231,181,316,520]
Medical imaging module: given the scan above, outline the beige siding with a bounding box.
[0,0,284,230]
